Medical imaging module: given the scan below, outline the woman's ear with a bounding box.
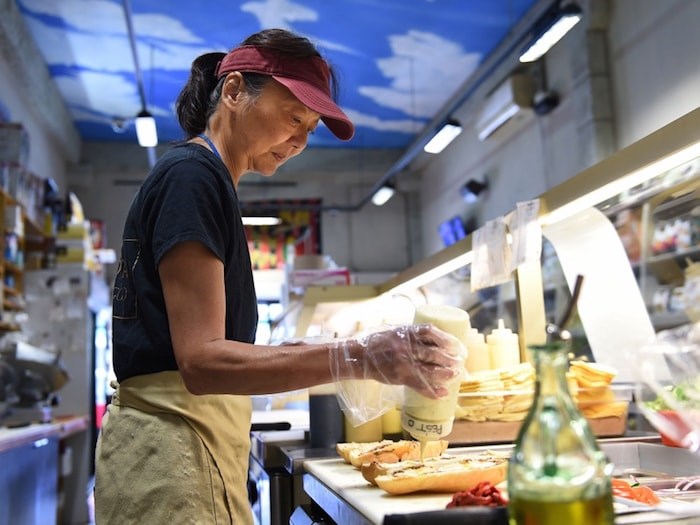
[221,72,245,109]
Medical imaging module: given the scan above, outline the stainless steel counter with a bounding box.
[248,414,311,525]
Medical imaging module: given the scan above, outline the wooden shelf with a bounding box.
[647,245,700,265]
[3,285,20,297]
[3,261,23,275]
[0,321,20,333]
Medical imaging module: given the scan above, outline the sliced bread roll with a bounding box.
[371,451,508,495]
[336,439,448,467]
[336,440,392,464]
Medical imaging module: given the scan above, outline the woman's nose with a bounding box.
[290,129,308,152]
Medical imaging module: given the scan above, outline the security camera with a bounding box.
[533,90,560,116]
[111,117,129,133]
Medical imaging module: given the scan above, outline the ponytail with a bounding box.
[175,52,226,139]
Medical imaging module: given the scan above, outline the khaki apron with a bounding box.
[95,371,252,525]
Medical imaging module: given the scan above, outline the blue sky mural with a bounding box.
[17,0,537,148]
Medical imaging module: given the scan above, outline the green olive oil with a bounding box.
[509,492,614,525]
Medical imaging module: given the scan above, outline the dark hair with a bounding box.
[176,28,340,139]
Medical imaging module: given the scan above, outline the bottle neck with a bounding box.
[532,343,571,398]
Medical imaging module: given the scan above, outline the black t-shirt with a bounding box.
[112,142,258,382]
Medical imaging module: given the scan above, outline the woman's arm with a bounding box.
[160,240,462,397]
[159,240,336,395]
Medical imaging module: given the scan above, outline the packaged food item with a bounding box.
[683,259,700,322]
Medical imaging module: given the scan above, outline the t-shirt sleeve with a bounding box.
[144,160,229,267]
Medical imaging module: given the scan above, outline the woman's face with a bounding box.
[229,78,321,177]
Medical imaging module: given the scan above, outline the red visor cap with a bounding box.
[216,46,354,141]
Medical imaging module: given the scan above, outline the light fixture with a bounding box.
[519,3,583,63]
[423,119,463,154]
[135,109,158,148]
[241,216,282,226]
[123,1,158,153]
[372,180,396,206]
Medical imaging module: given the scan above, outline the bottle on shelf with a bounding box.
[465,326,490,373]
[487,318,520,369]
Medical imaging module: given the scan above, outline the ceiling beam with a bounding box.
[0,0,81,162]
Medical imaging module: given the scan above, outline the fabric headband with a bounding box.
[216,46,354,141]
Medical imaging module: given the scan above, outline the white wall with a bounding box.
[0,0,79,188]
[609,0,700,146]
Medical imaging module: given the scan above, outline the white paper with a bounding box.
[508,199,542,270]
[471,218,512,292]
[543,207,656,382]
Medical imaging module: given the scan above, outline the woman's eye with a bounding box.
[292,116,302,125]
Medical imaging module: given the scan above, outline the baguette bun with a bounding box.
[336,440,391,464]
[337,439,448,468]
[362,454,465,485]
[372,451,508,495]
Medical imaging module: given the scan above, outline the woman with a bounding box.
[95,28,463,524]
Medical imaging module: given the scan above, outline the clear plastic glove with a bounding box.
[329,324,465,425]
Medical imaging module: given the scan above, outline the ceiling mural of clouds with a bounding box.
[17,0,537,148]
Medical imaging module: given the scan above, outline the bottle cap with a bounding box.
[487,319,518,344]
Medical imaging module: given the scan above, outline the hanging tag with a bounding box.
[471,218,511,292]
[508,199,542,271]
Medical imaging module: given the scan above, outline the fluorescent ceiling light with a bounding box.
[372,183,396,206]
[424,120,463,154]
[135,110,158,148]
[519,4,583,63]
[242,216,282,226]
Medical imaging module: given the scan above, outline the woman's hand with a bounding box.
[330,325,464,398]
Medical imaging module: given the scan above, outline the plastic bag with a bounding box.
[329,324,465,426]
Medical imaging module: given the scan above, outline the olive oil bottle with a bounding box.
[507,340,614,525]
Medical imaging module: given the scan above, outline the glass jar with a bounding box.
[507,341,614,525]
